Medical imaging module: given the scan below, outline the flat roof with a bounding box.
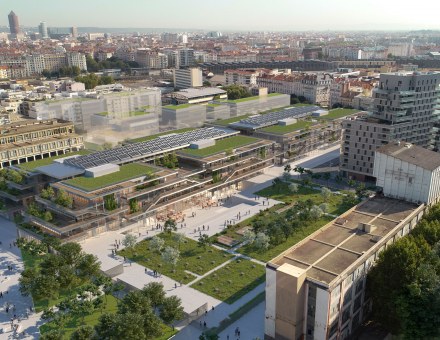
[377,142,440,171]
[0,119,73,136]
[35,163,85,179]
[270,196,421,286]
[171,87,226,99]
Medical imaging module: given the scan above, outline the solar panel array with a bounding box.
[229,106,320,130]
[64,127,237,170]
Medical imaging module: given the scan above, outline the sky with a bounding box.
[1,0,440,31]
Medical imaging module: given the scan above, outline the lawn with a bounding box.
[63,163,155,191]
[212,114,251,126]
[259,120,312,135]
[266,93,284,97]
[128,128,195,143]
[317,108,359,121]
[118,233,233,284]
[39,295,118,338]
[191,258,265,304]
[17,150,91,172]
[179,135,259,158]
[130,110,152,116]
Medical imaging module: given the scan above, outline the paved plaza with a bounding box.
[0,218,42,339]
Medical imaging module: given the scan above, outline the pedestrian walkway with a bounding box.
[0,218,42,339]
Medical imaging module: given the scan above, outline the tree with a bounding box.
[174,233,185,250]
[142,282,165,308]
[119,290,152,315]
[243,230,256,244]
[70,325,94,340]
[284,164,292,173]
[222,84,252,100]
[149,236,165,253]
[254,232,270,250]
[76,254,100,279]
[343,192,358,206]
[129,198,139,214]
[294,166,305,178]
[122,234,137,249]
[288,183,299,193]
[367,236,431,334]
[319,203,330,214]
[164,219,177,234]
[112,313,148,340]
[41,186,55,200]
[94,313,117,339]
[41,307,56,322]
[282,171,291,182]
[104,193,117,211]
[322,172,331,186]
[55,189,73,208]
[102,142,113,150]
[161,246,180,268]
[40,330,63,340]
[59,242,82,266]
[320,187,332,202]
[310,205,323,219]
[159,295,184,328]
[43,211,53,222]
[197,234,211,249]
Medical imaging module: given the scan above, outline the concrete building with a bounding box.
[178,48,195,67]
[340,71,440,181]
[265,196,424,340]
[8,11,20,35]
[173,68,203,90]
[163,87,227,105]
[225,69,260,86]
[38,22,48,39]
[66,52,87,71]
[374,142,440,205]
[0,119,84,168]
[257,72,333,106]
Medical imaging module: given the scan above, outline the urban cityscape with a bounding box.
[0,1,440,339]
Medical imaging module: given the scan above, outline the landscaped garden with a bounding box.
[191,258,265,304]
[63,163,155,191]
[118,232,234,284]
[259,120,312,134]
[128,127,195,143]
[178,135,259,158]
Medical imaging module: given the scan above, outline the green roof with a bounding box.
[207,103,221,108]
[213,114,251,126]
[317,108,359,121]
[63,163,155,191]
[179,135,259,157]
[163,103,193,110]
[17,150,92,172]
[260,120,312,135]
[128,128,195,143]
[266,93,284,97]
[227,96,259,103]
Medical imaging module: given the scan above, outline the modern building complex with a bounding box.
[0,119,84,168]
[173,68,203,89]
[340,71,440,181]
[373,142,440,205]
[265,196,424,340]
[38,22,49,39]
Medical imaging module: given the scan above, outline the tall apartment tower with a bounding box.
[340,71,440,181]
[8,11,20,34]
[39,22,48,39]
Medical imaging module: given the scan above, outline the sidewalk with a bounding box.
[0,218,42,339]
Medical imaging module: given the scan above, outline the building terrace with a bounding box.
[269,196,422,287]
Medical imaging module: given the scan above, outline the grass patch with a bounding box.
[266,93,284,97]
[63,163,155,191]
[17,150,91,172]
[260,120,312,134]
[317,108,359,121]
[39,295,119,338]
[156,324,179,340]
[213,115,251,126]
[179,135,259,157]
[207,103,221,108]
[130,110,151,116]
[128,128,195,143]
[118,233,233,284]
[191,258,265,304]
[163,103,193,110]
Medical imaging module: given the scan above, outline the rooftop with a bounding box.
[0,119,74,136]
[170,87,226,99]
[270,196,421,286]
[377,142,440,171]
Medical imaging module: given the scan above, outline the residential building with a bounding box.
[163,88,227,105]
[178,48,195,67]
[0,119,84,168]
[65,52,87,71]
[70,27,78,39]
[374,142,440,205]
[265,196,424,340]
[257,72,333,106]
[173,68,203,90]
[340,71,440,181]
[225,69,260,86]
[8,11,20,35]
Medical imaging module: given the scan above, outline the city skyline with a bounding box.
[1,0,440,31]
